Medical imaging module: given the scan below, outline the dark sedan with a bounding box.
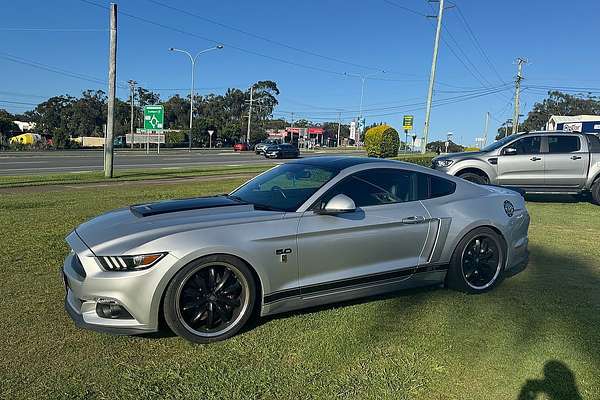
[264,143,300,159]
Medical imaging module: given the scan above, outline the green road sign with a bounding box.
[403,115,414,131]
[143,105,164,130]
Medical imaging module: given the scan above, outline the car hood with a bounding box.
[75,196,284,255]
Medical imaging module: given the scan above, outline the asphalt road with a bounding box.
[0,149,364,175]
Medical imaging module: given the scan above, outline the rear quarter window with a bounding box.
[430,176,457,198]
[416,173,456,200]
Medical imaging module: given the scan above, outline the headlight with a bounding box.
[97,253,166,271]
[434,159,454,168]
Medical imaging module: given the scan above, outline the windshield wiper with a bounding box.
[251,203,285,212]
[226,194,246,203]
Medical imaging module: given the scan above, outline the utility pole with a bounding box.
[128,79,136,149]
[512,58,526,135]
[421,0,445,154]
[246,85,254,143]
[104,3,117,178]
[483,111,490,146]
[337,112,341,147]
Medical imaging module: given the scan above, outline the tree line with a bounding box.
[497,90,600,139]
[6,87,588,151]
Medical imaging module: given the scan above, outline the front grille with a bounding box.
[71,254,87,278]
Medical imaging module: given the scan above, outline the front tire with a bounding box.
[458,172,488,185]
[164,255,256,344]
[591,179,600,205]
[446,227,506,294]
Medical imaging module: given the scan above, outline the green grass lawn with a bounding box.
[0,180,598,400]
[0,164,274,188]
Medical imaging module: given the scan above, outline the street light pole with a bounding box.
[345,71,385,143]
[169,44,223,152]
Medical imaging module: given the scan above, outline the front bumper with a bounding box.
[62,231,176,336]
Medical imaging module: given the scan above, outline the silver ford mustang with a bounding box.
[62,157,530,343]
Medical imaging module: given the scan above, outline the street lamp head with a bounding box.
[216,44,224,49]
[168,47,176,51]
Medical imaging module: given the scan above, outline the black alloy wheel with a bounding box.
[164,255,256,343]
[461,236,501,290]
[446,227,506,293]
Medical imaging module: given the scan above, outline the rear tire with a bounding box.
[446,227,506,294]
[591,179,600,205]
[458,172,488,185]
[164,255,256,344]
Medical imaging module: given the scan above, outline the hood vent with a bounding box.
[130,196,247,217]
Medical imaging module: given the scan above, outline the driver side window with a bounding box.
[315,168,417,209]
[505,136,541,155]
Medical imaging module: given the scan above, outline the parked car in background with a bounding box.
[233,143,249,152]
[264,143,300,159]
[62,157,529,343]
[255,139,281,154]
[432,131,600,204]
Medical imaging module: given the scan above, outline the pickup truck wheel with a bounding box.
[591,180,600,205]
[458,172,488,185]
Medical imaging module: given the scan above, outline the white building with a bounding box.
[12,121,36,132]
[545,115,600,132]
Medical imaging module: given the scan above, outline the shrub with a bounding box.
[364,124,400,158]
[166,130,186,147]
[394,155,434,167]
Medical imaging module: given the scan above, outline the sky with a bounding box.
[2,0,600,146]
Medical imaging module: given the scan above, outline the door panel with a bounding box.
[497,136,544,186]
[297,202,430,294]
[544,136,588,188]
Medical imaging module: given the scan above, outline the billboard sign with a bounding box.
[403,115,414,131]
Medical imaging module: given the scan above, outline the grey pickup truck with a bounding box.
[431,131,600,204]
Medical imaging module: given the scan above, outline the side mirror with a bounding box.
[317,194,356,215]
[503,147,517,155]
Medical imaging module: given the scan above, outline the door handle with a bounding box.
[402,216,426,224]
[571,155,582,160]
[530,156,541,161]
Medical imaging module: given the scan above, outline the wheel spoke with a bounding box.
[182,298,207,312]
[213,302,230,323]
[208,268,216,290]
[214,269,231,293]
[190,304,208,325]
[221,280,241,294]
[207,302,215,328]
[218,296,241,308]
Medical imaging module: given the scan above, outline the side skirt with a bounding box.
[261,265,448,317]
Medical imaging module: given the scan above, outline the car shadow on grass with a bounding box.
[525,193,592,204]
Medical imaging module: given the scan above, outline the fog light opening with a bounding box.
[95,300,133,319]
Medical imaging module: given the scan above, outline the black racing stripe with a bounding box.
[264,264,448,304]
[264,288,301,304]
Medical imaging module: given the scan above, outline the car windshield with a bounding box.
[229,163,337,211]
[480,135,515,152]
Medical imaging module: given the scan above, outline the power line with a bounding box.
[0,52,128,90]
[0,99,39,106]
[144,0,389,73]
[276,85,512,119]
[454,5,505,84]
[76,0,346,78]
[0,28,107,32]
[382,0,428,17]
[76,0,429,83]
